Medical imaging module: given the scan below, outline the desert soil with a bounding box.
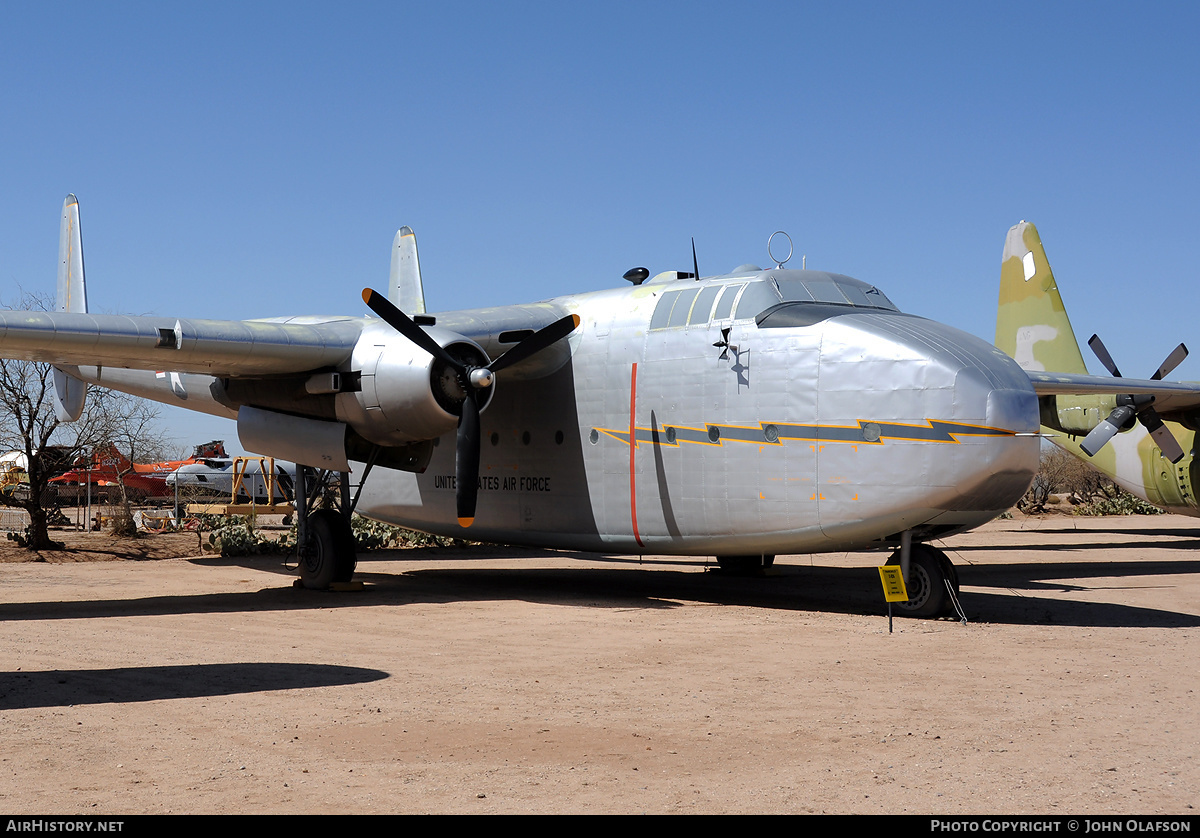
[0,513,1197,814]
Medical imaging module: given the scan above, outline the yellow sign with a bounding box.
[878,566,909,602]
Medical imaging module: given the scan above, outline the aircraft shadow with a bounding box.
[349,562,1200,628]
[3,553,1195,630]
[945,537,1200,552]
[0,662,389,710]
[955,558,1200,589]
[1001,526,1200,539]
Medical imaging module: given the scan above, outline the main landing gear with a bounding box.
[294,465,357,589]
[886,540,959,618]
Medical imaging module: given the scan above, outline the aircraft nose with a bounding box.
[815,312,1040,541]
[947,362,1041,513]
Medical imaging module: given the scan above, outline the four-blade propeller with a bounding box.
[1079,334,1188,464]
[362,288,580,526]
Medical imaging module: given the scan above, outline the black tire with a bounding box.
[886,544,950,618]
[299,509,357,589]
[715,554,774,574]
[936,548,960,594]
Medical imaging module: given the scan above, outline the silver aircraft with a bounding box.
[165,457,297,503]
[4,196,1199,616]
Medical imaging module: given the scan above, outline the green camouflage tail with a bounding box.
[995,221,1088,375]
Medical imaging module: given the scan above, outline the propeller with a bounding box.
[362,288,580,525]
[1079,334,1188,464]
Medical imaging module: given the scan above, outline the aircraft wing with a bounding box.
[0,310,364,376]
[1028,372,1200,417]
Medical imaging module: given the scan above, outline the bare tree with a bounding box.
[105,399,171,536]
[0,293,167,549]
[1018,445,1142,514]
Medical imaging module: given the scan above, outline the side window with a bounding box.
[666,288,700,328]
[713,283,745,320]
[649,290,681,330]
[687,286,721,326]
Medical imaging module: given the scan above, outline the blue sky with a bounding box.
[1,3,1197,453]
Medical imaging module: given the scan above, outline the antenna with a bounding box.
[691,238,700,281]
[768,231,793,269]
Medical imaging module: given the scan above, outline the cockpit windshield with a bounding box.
[773,273,898,311]
[648,270,900,332]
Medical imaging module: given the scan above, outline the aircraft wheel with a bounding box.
[886,544,951,618]
[298,509,357,589]
[715,554,774,574]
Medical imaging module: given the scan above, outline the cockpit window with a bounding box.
[773,278,815,303]
[734,281,783,320]
[649,272,898,331]
[799,276,850,304]
[863,285,896,308]
[775,273,898,311]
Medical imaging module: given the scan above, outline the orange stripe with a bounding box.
[628,363,642,547]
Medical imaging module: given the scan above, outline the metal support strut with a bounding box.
[886,530,959,618]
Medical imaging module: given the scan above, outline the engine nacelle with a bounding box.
[238,406,350,471]
[335,324,493,446]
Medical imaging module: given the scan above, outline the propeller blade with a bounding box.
[1080,405,1136,457]
[456,393,481,527]
[1088,334,1122,378]
[1082,336,1188,461]
[1151,343,1189,381]
[362,288,462,371]
[1137,408,1186,463]
[488,314,580,376]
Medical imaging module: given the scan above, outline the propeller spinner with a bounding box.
[362,288,580,526]
[1079,334,1188,464]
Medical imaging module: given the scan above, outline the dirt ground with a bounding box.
[0,513,1197,814]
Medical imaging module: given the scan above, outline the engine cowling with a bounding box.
[335,324,493,446]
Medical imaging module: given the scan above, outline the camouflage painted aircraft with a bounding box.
[996,222,1198,515]
[3,196,1198,617]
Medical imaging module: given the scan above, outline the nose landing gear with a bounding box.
[886,541,959,618]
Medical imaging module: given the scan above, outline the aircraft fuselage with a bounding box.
[357,268,1041,554]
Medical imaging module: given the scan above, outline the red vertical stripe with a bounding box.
[629,362,643,547]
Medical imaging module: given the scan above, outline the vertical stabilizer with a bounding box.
[995,221,1088,374]
[388,226,426,314]
[57,194,88,314]
[53,194,88,421]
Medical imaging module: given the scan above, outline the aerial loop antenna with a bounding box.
[768,231,793,269]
